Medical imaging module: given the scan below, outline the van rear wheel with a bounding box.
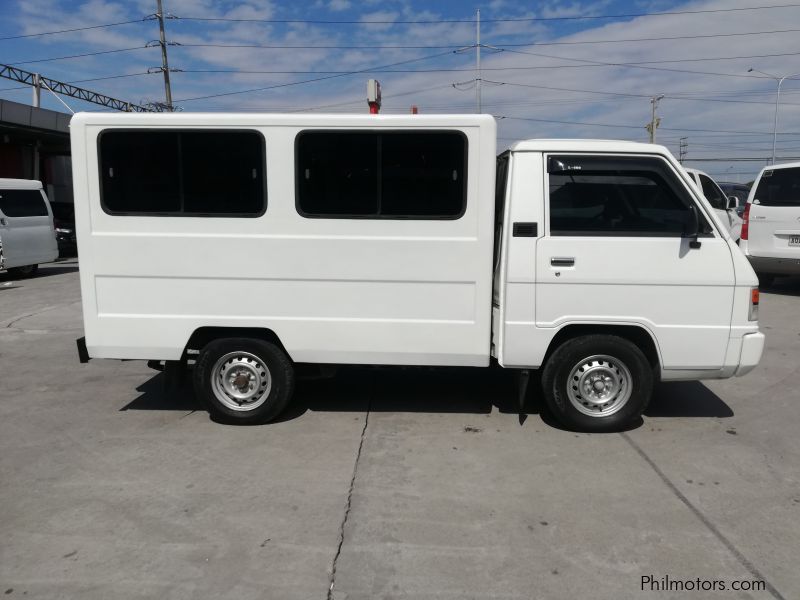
[193,338,294,424]
[541,335,653,432]
[9,264,38,278]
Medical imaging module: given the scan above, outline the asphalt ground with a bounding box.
[1,261,798,600]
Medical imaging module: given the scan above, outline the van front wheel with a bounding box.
[541,335,653,432]
[193,338,294,425]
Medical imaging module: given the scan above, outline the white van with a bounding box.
[740,161,800,285]
[70,113,764,432]
[684,168,743,241]
[0,178,59,277]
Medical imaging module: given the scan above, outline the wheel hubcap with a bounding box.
[211,351,272,412]
[566,354,632,417]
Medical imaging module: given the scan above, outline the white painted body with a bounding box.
[740,161,800,275]
[70,113,763,381]
[0,178,58,270]
[684,168,743,241]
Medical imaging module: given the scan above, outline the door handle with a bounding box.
[551,257,575,267]
[0,218,6,226]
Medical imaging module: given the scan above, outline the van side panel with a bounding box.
[72,114,496,367]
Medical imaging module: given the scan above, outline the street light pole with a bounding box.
[748,67,800,164]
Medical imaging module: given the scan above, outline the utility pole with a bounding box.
[155,0,173,110]
[475,9,481,113]
[646,95,664,143]
[32,72,40,107]
[679,137,688,163]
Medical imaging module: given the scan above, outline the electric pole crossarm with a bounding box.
[0,63,152,112]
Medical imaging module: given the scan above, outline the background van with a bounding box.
[684,167,743,241]
[0,178,59,277]
[740,162,800,285]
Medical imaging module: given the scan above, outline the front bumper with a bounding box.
[735,332,765,377]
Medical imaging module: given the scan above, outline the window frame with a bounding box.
[294,129,469,220]
[97,128,268,218]
[544,152,716,238]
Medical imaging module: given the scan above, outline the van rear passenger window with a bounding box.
[0,190,48,217]
[547,155,708,237]
[99,130,266,216]
[296,131,466,219]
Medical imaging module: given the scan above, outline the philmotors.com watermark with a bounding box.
[641,574,766,593]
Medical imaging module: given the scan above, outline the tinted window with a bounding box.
[699,174,726,210]
[296,131,466,219]
[99,130,266,216]
[754,167,800,207]
[548,155,707,236]
[0,189,48,217]
[296,133,377,216]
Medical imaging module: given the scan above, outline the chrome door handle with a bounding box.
[551,257,575,267]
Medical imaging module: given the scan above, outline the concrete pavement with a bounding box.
[1,262,798,599]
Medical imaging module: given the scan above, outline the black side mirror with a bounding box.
[686,205,702,249]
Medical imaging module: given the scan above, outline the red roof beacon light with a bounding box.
[367,79,381,114]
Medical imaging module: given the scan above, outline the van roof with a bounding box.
[0,178,43,190]
[508,139,670,155]
[69,112,496,128]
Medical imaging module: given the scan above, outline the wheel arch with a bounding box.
[184,326,292,361]
[543,323,661,371]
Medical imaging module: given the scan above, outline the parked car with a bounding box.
[0,178,58,277]
[740,161,800,286]
[684,168,743,241]
[50,201,77,257]
[718,181,751,216]
[70,113,763,432]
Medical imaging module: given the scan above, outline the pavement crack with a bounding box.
[620,432,786,600]
[3,300,80,329]
[326,393,371,600]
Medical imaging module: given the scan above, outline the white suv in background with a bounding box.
[684,167,743,242]
[740,162,800,285]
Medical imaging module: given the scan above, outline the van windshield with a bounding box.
[754,167,800,206]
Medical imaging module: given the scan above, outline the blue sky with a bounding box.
[1,0,800,180]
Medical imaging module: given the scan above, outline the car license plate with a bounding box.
[791,236,800,246]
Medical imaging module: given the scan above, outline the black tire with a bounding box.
[9,264,38,278]
[541,335,653,433]
[193,338,294,425]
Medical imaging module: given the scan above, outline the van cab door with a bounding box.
[0,189,57,268]
[535,153,735,371]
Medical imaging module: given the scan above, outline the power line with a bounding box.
[482,79,800,107]
[174,28,800,51]
[175,4,800,24]
[173,49,800,75]
[498,114,800,136]
[0,18,149,41]
[498,47,786,79]
[9,46,150,66]
[174,50,456,102]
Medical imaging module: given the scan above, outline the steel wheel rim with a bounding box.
[210,351,272,412]
[565,354,632,417]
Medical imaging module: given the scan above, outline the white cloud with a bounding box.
[328,0,351,11]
